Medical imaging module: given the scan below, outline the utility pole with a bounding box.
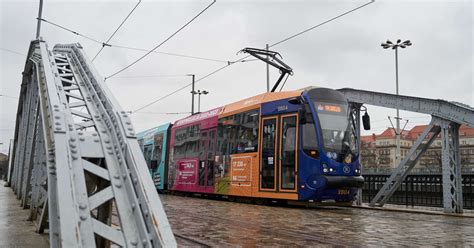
[266,44,270,92]
[36,0,44,39]
[188,74,195,115]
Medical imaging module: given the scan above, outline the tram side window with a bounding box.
[154,133,164,166]
[173,124,201,159]
[302,103,319,158]
[219,109,259,155]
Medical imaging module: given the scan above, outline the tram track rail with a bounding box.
[174,232,212,247]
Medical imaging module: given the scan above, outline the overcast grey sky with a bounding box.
[1,0,472,153]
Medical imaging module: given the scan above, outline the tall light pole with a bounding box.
[381,39,412,166]
[187,74,195,114]
[191,90,209,113]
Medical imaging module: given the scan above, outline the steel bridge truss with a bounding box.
[339,88,474,213]
[8,40,176,247]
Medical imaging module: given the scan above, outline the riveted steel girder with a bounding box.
[8,40,176,247]
[338,88,473,213]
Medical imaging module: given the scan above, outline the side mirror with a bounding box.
[150,160,158,170]
[288,97,303,105]
[362,112,371,130]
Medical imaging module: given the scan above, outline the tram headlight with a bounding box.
[329,168,334,172]
[323,168,328,173]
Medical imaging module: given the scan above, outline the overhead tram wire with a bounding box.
[92,0,142,62]
[0,48,27,57]
[269,0,375,48]
[131,111,191,115]
[115,74,190,79]
[130,0,375,113]
[39,18,103,44]
[105,0,217,80]
[111,44,230,63]
[38,17,227,64]
[131,57,249,113]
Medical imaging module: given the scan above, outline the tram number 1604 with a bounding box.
[337,189,350,195]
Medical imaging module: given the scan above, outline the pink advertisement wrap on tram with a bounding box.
[169,107,222,193]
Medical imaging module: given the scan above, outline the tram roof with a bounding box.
[137,122,171,139]
[220,90,302,117]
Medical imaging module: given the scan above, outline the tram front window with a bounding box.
[313,101,357,162]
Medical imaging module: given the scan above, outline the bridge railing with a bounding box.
[362,173,474,209]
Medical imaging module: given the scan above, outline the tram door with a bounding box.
[260,114,298,192]
[199,129,217,187]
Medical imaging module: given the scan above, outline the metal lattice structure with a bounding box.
[8,39,176,247]
[338,88,474,213]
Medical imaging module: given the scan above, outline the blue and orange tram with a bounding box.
[137,87,364,203]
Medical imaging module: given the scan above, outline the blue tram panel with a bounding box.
[297,88,363,201]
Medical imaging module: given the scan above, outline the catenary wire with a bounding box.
[130,0,375,113]
[0,48,26,57]
[131,57,247,113]
[112,44,230,63]
[132,111,191,115]
[39,18,103,44]
[0,94,19,99]
[114,74,190,79]
[38,17,227,64]
[105,0,217,79]
[92,0,142,61]
[269,0,375,48]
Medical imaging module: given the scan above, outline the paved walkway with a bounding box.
[161,195,474,247]
[0,184,49,248]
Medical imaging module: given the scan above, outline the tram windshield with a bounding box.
[313,101,357,162]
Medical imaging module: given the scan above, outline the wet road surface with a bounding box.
[1,183,473,247]
[160,194,474,247]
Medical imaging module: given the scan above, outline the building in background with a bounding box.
[361,125,474,173]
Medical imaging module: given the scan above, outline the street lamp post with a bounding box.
[191,90,209,113]
[381,39,412,166]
